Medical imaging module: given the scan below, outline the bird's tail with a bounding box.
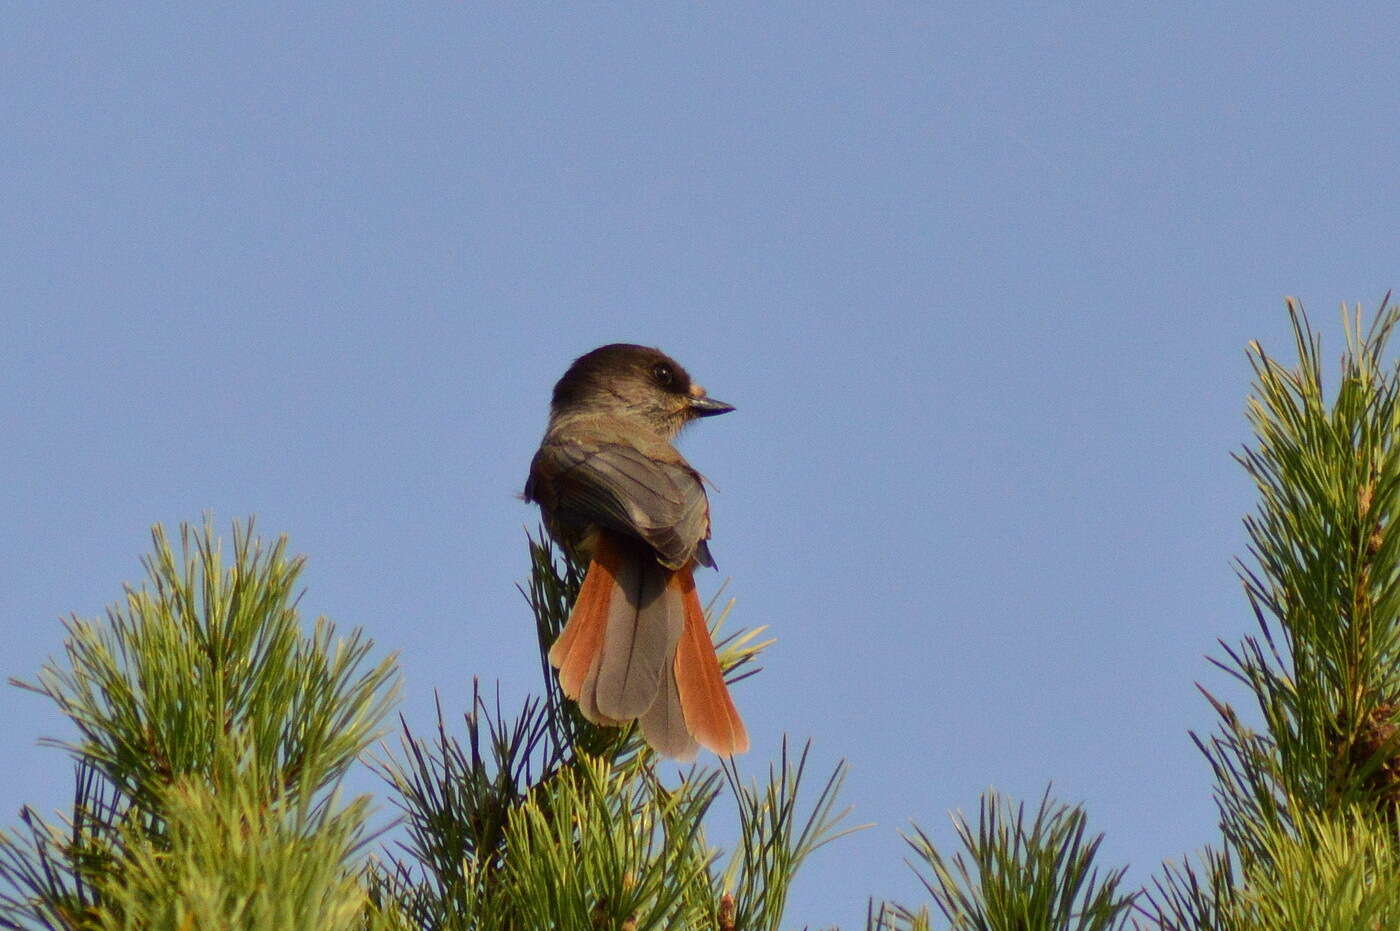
[548,530,749,759]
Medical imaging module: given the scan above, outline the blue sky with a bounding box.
[2,2,1397,926]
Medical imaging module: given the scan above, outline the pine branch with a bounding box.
[896,787,1136,931]
[1145,295,1400,928]
[373,530,848,929]
[720,739,864,931]
[0,520,400,929]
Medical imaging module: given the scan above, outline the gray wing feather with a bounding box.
[541,441,711,568]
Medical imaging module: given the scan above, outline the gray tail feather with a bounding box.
[578,649,624,726]
[639,657,698,761]
[595,554,684,721]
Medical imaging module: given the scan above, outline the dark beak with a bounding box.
[688,395,735,417]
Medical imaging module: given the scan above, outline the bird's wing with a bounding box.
[529,439,712,569]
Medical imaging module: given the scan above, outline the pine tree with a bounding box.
[3,297,1398,929]
[0,525,856,930]
[0,523,400,930]
[1145,297,1400,929]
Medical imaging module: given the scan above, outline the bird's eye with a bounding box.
[652,363,675,388]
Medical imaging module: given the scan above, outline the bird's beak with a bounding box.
[688,395,735,417]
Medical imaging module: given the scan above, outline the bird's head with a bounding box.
[550,343,734,437]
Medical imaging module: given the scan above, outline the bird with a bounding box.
[524,343,749,760]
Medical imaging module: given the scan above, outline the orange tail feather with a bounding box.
[673,567,750,756]
[550,534,623,699]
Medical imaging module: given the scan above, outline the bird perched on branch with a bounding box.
[524,343,748,760]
